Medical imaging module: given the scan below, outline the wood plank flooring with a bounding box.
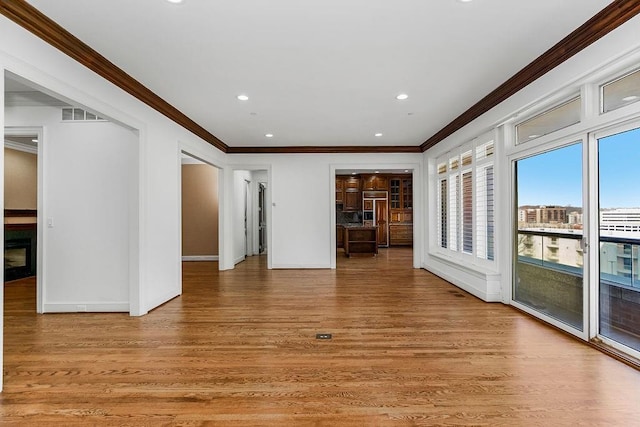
[2,248,640,425]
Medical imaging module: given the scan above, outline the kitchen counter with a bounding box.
[342,225,378,257]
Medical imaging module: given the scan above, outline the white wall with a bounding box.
[0,15,227,319]
[5,105,136,311]
[227,153,423,269]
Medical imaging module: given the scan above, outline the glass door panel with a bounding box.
[598,127,640,352]
[514,143,584,331]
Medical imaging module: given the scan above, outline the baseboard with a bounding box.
[43,302,130,313]
[182,255,219,261]
[234,255,246,265]
[271,264,331,269]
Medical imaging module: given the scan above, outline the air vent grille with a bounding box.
[62,107,106,122]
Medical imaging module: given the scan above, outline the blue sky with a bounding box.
[517,127,640,208]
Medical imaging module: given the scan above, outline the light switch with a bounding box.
[47,217,54,228]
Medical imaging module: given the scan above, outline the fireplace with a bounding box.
[4,238,33,281]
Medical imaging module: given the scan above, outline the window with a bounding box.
[515,96,581,145]
[462,171,473,253]
[601,68,640,113]
[435,134,495,262]
[438,177,448,249]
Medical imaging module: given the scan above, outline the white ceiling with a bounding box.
[26,0,614,148]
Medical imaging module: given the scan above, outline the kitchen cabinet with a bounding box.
[337,175,360,211]
[335,176,345,204]
[343,225,378,257]
[389,174,413,246]
[344,191,361,211]
[389,224,413,246]
[336,225,344,248]
[361,174,388,191]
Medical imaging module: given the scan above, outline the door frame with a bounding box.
[329,163,423,269]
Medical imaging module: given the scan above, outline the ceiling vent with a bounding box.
[61,107,106,122]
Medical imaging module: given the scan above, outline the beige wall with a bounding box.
[4,148,37,210]
[181,163,219,256]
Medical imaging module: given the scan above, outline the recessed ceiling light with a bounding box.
[375,170,380,174]
[265,133,274,138]
[31,139,38,142]
[237,94,249,101]
[622,95,639,102]
[458,0,473,3]
[375,133,383,137]
[351,172,357,175]
[404,170,409,173]
[396,93,409,100]
[529,134,540,139]
[166,0,184,4]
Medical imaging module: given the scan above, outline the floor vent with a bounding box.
[316,333,332,340]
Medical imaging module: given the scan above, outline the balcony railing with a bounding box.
[518,230,640,290]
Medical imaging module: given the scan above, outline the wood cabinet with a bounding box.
[389,224,413,246]
[336,175,360,211]
[336,225,344,248]
[343,226,378,257]
[335,176,345,204]
[361,174,388,191]
[344,191,360,211]
[389,175,413,246]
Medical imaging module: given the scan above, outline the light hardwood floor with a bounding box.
[2,248,640,425]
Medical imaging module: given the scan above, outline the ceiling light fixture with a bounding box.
[375,170,380,174]
[31,139,38,142]
[458,0,473,3]
[265,133,274,138]
[529,134,540,139]
[404,170,409,173]
[166,0,184,4]
[622,95,639,102]
[237,94,249,101]
[375,133,383,137]
[352,172,357,175]
[396,93,409,100]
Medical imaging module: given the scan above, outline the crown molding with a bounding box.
[420,0,640,152]
[0,0,228,152]
[2,1,639,155]
[226,145,422,154]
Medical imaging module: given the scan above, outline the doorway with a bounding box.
[258,182,267,254]
[334,169,417,267]
[4,127,42,312]
[513,142,585,334]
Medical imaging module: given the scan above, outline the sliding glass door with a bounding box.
[512,126,640,357]
[514,142,585,333]
[597,126,640,354]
